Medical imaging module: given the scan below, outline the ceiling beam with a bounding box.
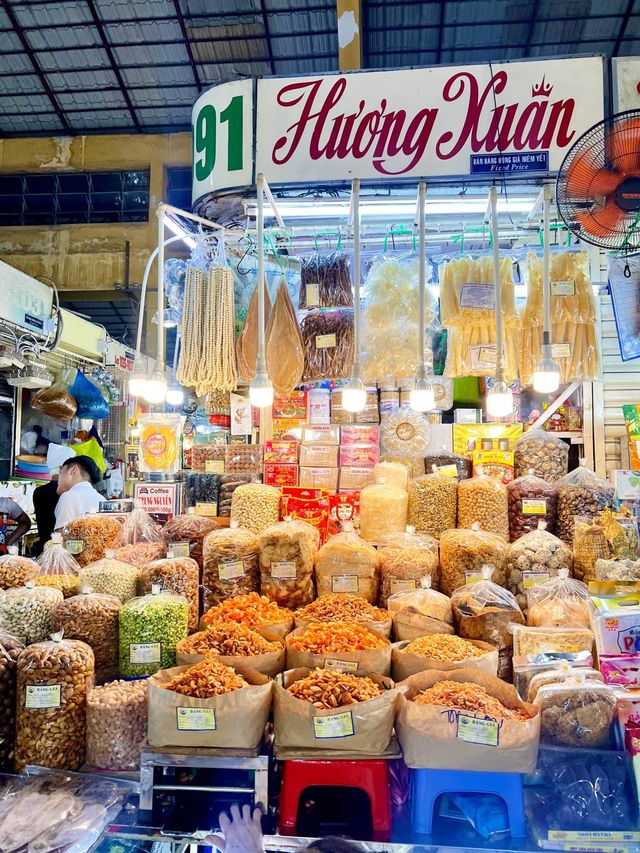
[259,0,276,75]
[613,0,635,56]
[172,0,202,91]
[337,0,361,71]
[524,0,540,58]
[84,0,142,131]
[436,0,445,64]
[0,0,69,131]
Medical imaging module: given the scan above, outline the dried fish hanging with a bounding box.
[439,255,520,382]
[519,251,600,386]
[236,281,272,383]
[265,277,304,394]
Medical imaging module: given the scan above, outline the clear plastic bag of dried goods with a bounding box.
[513,429,569,483]
[31,371,77,422]
[0,547,36,590]
[118,586,188,678]
[86,679,148,770]
[202,521,260,611]
[0,630,23,771]
[50,589,121,683]
[424,448,472,481]
[162,514,220,570]
[377,526,439,607]
[408,469,457,539]
[507,473,558,542]
[507,523,572,613]
[300,308,354,381]
[451,565,524,680]
[555,462,616,544]
[457,475,509,539]
[258,517,319,610]
[526,568,591,628]
[526,659,603,704]
[372,460,410,491]
[0,582,63,644]
[315,520,380,604]
[32,532,80,598]
[439,524,509,597]
[600,507,638,559]
[572,515,609,583]
[534,674,616,749]
[115,504,163,546]
[299,251,354,310]
[78,550,139,603]
[138,557,200,632]
[62,514,122,568]
[386,577,453,625]
[595,556,640,581]
[360,480,409,544]
[15,634,95,771]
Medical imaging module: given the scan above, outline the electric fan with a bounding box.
[556,110,640,250]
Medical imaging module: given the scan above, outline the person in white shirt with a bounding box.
[54,455,103,530]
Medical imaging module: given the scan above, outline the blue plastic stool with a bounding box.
[410,768,527,837]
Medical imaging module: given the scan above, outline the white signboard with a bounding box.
[255,57,603,184]
[192,78,254,203]
[612,57,640,112]
[0,260,53,334]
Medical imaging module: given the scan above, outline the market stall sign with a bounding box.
[0,260,53,335]
[612,57,640,112]
[192,56,604,199]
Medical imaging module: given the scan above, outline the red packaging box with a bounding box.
[263,463,299,487]
[328,493,360,536]
[281,487,330,544]
[263,440,299,464]
[273,392,308,420]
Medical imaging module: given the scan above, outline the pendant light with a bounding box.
[342,177,367,413]
[410,181,435,412]
[249,173,274,409]
[533,184,561,394]
[485,186,513,419]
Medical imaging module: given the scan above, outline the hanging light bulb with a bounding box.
[249,371,274,408]
[486,377,513,418]
[410,376,435,412]
[143,370,167,404]
[342,375,367,413]
[166,387,185,406]
[533,345,561,394]
[128,359,148,397]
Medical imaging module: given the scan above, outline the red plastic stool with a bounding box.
[279,759,392,840]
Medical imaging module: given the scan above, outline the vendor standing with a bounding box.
[32,443,75,556]
[54,455,103,531]
[0,497,32,554]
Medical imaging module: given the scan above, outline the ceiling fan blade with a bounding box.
[566,150,621,199]
[576,200,624,238]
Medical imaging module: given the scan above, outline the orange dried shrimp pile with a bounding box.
[412,680,530,721]
[296,594,388,623]
[201,592,293,629]
[287,621,388,654]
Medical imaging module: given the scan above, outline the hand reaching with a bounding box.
[207,804,264,853]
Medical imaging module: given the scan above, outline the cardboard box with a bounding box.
[340,425,380,447]
[273,392,308,420]
[299,444,339,467]
[263,463,299,487]
[299,466,339,491]
[272,419,304,441]
[339,444,380,467]
[339,466,374,491]
[301,424,340,445]
[263,441,299,464]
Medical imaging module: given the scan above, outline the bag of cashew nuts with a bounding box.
[555,463,616,545]
[202,522,260,611]
[0,630,24,771]
[259,517,319,610]
[315,521,380,604]
[86,678,148,770]
[457,475,509,540]
[507,523,572,613]
[377,526,439,607]
[514,429,569,483]
[0,548,37,590]
[451,566,524,681]
[439,525,509,597]
[507,473,558,542]
[50,588,121,683]
[15,633,95,771]
[407,470,457,540]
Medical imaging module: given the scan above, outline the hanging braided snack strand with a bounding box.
[177,264,206,390]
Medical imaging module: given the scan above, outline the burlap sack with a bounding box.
[392,610,455,642]
[285,627,391,676]
[274,667,397,754]
[148,663,272,748]
[396,667,540,772]
[295,616,392,639]
[391,639,498,681]
[176,629,286,677]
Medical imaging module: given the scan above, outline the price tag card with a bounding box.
[523,571,550,590]
[551,343,571,359]
[168,542,191,558]
[25,684,61,709]
[205,460,225,473]
[130,643,162,664]
[456,713,499,746]
[522,499,547,515]
[316,333,336,349]
[324,658,359,673]
[332,575,360,593]
[306,283,320,307]
[176,707,217,731]
[460,283,495,310]
[271,561,297,579]
[219,560,246,580]
[64,540,84,555]
[390,579,418,595]
[465,571,484,585]
[313,710,355,739]
[551,280,576,296]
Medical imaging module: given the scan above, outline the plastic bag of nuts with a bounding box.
[79,550,139,603]
[202,521,260,611]
[14,634,95,771]
[259,517,319,609]
[507,523,572,613]
[507,473,558,542]
[439,525,509,596]
[377,526,439,607]
[424,450,472,481]
[514,429,569,483]
[555,463,616,544]
[31,532,81,598]
[138,557,200,633]
[0,630,23,771]
[0,548,36,590]
[50,589,121,683]
[162,514,220,571]
[119,586,189,678]
[408,471,457,539]
[315,521,380,603]
[457,475,509,540]
[192,436,226,472]
[219,473,260,518]
[62,515,122,567]
[231,483,281,535]
[0,582,63,644]
[86,679,148,770]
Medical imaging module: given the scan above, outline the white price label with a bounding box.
[64,540,84,555]
[306,283,320,306]
[523,571,550,590]
[313,710,355,739]
[219,560,246,580]
[130,643,162,664]
[551,343,572,359]
[316,333,336,349]
[177,707,217,731]
[551,280,576,296]
[25,684,61,709]
[324,658,359,672]
[456,714,499,746]
[271,561,297,579]
[460,282,495,310]
[332,575,359,593]
[168,542,191,558]
[390,579,418,595]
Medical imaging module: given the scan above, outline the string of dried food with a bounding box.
[301,308,354,380]
[207,264,238,394]
[176,265,205,390]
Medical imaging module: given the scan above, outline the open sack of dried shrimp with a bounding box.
[201,591,294,637]
[286,621,392,675]
[295,593,391,637]
[176,620,285,676]
[392,632,498,681]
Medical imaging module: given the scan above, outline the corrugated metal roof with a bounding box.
[0,0,638,136]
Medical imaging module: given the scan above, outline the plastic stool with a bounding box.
[410,768,527,837]
[279,759,392,839]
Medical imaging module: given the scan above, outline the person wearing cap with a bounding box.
[54,455,103,531]
[0,497,31,555]
[32,443,75,556]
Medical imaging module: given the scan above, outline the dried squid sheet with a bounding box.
[300,308,354,381]
[266,279,304,394]
[236,282,272,383]
[362,255,436,384]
